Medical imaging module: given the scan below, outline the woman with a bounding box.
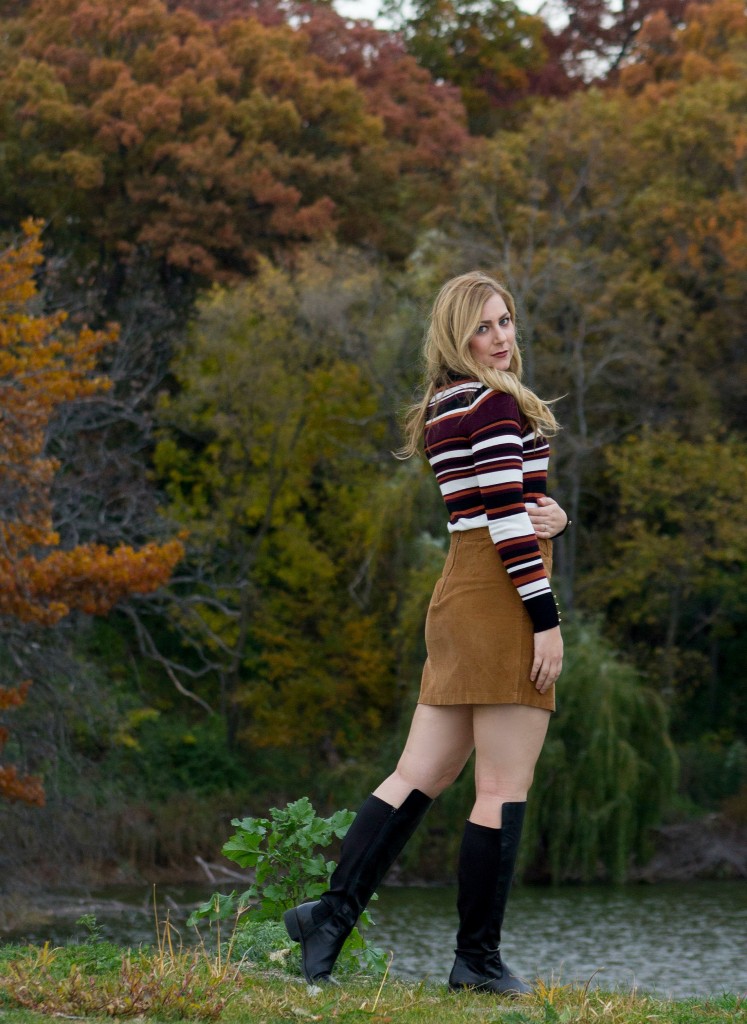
[284,271,568,994]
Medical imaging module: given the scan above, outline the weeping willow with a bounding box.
[520,617,679,884]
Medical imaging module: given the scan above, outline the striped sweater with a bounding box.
[424,379,559,633]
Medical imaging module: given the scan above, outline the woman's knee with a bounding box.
[474,765,536,803]
[394,758,463,798]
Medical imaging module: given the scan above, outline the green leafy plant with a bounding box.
[188,797,388,976]
[189,797,354,924]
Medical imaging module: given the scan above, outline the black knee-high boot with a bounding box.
[284,789,433,983]
[448,802,532,995]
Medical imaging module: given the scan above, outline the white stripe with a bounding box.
[427,384,482,413]
[439,474,480,496]
[475,469,523,487]
[518,578,552,597]
[471,430,518,450]
[430,381,481,402]
[487,512,535,544]
[505,556,544,576]
[447,514,489,532]
[428,447,472,465]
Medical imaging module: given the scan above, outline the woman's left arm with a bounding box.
[528,495,570,539]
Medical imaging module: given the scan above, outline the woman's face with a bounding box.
[468,292,515,371]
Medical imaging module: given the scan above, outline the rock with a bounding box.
[633,813,747,882]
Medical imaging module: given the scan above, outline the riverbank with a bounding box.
[0,943,744,1024]
[631,812,747,882]
[2,881,745,1000]
[3,809,745,908]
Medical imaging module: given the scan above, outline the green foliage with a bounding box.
[154,249,414,763]
[226,917,387,979]
[586,430,747,733]
[189,798,354,924]
[188,797,388,977]
[521,617,679,883]
[677,735,747,811]
[383,0,552,134]
[71,917,123,973]
[109,713,245,800]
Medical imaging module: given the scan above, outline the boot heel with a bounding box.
[284,907,302,943]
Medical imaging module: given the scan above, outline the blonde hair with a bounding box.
[399,271,559,458]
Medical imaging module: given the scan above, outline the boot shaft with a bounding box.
[455,801,527,955]
[324,788,433,916]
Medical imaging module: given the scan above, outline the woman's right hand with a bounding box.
[531,626,563,693]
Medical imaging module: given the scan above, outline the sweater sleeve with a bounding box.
[466,390,559,633]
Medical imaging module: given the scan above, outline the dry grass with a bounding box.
[1,934,744,1024]
[219,977,744,1024]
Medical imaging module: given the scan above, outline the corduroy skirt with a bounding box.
[418,528,556,710]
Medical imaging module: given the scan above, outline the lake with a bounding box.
[2,880,745,999]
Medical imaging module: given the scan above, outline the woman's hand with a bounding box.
[531,626,563,693]
[528,495,568,539]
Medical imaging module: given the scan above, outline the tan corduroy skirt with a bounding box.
[418,528,555,710]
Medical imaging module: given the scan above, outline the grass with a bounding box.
[0,939,744,1024]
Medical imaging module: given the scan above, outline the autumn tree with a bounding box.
[169,0,471,250]
[618,0,747,92]
[0,221,183,804]
[552,0,690,82]
[406,0,747,600]
[0,0,468,303]
[381,0,559,133]
[0,682,44,806]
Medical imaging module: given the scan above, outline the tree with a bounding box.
[404,0,747,615]
[617,0,746,93]
[0,682,44,806]
[381,0,559,134]
[150,248,409,760]
[552,0,689,82]
[168,0,471,253]
[584,430,747,734]
[521,617,678,882]
[0,221,184,803]
[0,0,468,298]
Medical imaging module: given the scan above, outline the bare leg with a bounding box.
[374,703,475,807]
[285,704,472,983]
[449,704,550,995]
[470,704,551,827]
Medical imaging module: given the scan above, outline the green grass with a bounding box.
[0,982,744,1024]
[0,943,744,1024]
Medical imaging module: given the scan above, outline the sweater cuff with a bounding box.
[525,591,560,633]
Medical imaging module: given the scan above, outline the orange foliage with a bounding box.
[0,221,184,803]
[0,681,44,806]
[0,0,467,273]
[620,0,747,94]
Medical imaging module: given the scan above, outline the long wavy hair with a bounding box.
[399,271,559,458]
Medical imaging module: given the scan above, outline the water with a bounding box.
[370,882,747,998]
[2,881,745,999]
